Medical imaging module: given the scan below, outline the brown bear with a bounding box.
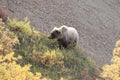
[48,25,79,48]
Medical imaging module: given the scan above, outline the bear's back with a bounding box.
[65,27,79,47]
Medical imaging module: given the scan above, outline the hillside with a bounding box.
[0,18,100,80]
[0,0,120,66]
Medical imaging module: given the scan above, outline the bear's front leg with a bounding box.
[58,39,68,48]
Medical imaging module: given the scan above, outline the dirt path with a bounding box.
[0,0,120,66]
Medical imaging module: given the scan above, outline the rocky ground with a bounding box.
[0,0,120,66]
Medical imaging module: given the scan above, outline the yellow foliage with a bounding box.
[0,21,50,80]
[100,40,120,80]
[33,49,64,67]
[60,77,64,80]
[115,40,120,47]
[7,18,32,36]
[113,47,120,56]
[0,52,50,80]
[0,22,19,54]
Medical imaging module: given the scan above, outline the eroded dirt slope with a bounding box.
[0,0,120,66]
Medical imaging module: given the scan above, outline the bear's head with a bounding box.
[48,25,67,39]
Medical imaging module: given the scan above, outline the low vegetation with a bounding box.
[0,18,99,80]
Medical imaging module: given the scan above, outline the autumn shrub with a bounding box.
[32,49,64,67]
[100,40,120,80]
[0,19,19,55]
[7,18,32,36]
[0,52,50,80]
[0,19,50,80]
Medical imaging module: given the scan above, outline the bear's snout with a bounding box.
[48,34,53,39]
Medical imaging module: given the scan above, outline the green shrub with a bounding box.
[7,18,32,36]
[33,49,64,67]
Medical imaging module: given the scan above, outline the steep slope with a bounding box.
[0,0,120,66]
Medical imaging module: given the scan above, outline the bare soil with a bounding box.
[0,0,120,66]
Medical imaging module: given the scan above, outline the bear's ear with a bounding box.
[61,25,67,32]
[52,27,58,30]
[54,27,57,29]
[51,27,58,33]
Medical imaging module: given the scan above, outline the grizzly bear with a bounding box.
[48,25,79,48]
